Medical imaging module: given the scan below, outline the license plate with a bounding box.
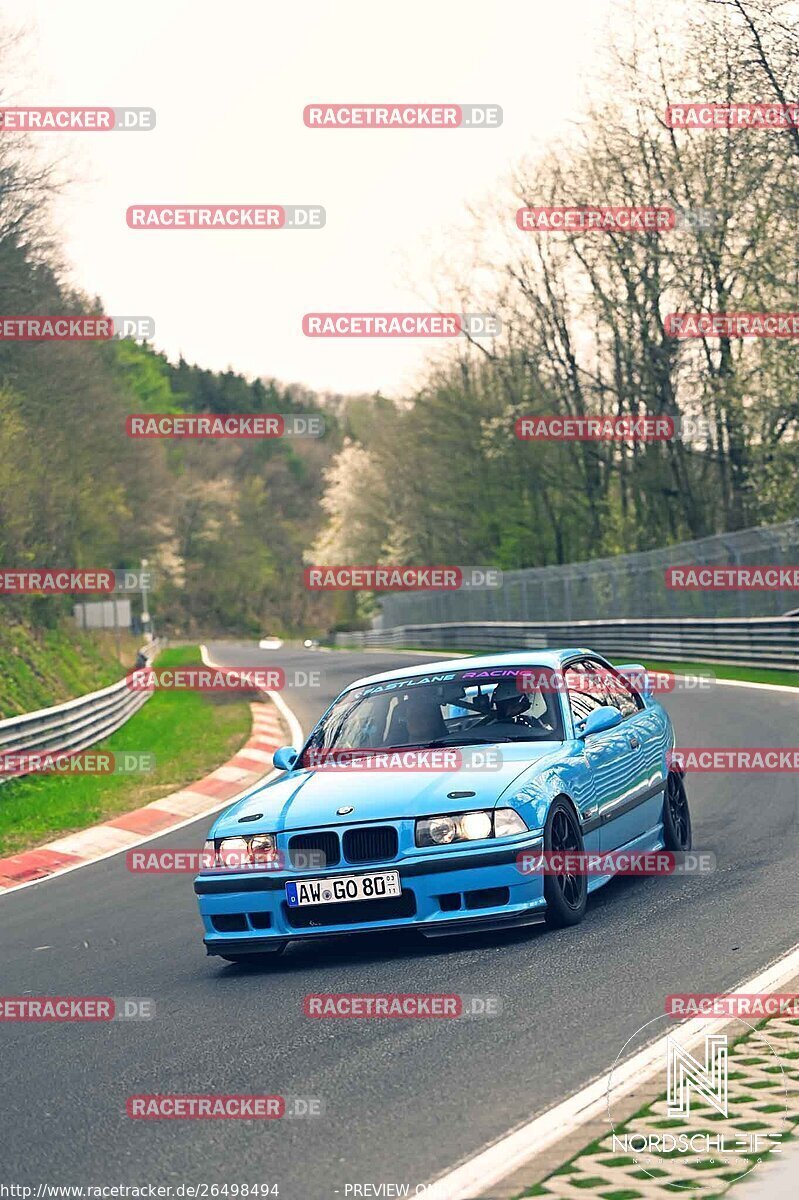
[285,869,401,908]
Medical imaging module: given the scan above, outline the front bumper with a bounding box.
[196,834,545,954]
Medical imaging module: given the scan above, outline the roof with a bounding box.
[348,647,595,689]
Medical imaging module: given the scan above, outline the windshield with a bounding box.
[298,665,564,765]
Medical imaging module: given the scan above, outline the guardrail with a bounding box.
[336,618,799,670]
[0,640,162,782]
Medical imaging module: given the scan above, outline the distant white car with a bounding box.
[258,636,283,650]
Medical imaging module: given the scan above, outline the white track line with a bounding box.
[199,643,304,748]
[422,941,799,1200]
[264,685,304,747]
[713,677,799,695]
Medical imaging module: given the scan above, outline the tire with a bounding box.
[663,770,692,851]
[544,797,588,928]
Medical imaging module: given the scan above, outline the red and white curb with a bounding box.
[0,694,299,896]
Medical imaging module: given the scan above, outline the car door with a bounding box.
[565,658,635,847]
[587,659,662,850]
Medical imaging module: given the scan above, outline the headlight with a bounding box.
[421,816,459,846]
[250,833,278,865]
[494,808,528,837]
[415,808,527,848]
[214,834,279,869]
[218,836,250,868]
[202,840,217,868]
[458,811,493,840]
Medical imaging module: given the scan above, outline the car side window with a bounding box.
[584,657,642,718]
[566,659,608,725]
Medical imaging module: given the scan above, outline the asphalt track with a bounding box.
[2,642,798,1198]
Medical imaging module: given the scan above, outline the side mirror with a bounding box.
[578,706,623,739]
[272,745,298,771]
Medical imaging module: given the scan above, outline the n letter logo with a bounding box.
[667,1034,728,1118]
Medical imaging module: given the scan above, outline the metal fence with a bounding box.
[0,640,161,783]
[336,618,799,670]
[375,519,799,627]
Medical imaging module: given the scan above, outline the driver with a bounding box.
[388,691,448,744]
[486,677,554,730]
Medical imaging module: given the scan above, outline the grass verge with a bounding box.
[641,659,799,688]
[0,645,252,857]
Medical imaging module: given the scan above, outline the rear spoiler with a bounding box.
[615,663,653,698]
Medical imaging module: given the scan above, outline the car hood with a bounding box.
[211,741,563,836]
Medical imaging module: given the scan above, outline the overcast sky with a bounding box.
[5,0,618,396]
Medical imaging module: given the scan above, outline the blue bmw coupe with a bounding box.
[194,649,691,962]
